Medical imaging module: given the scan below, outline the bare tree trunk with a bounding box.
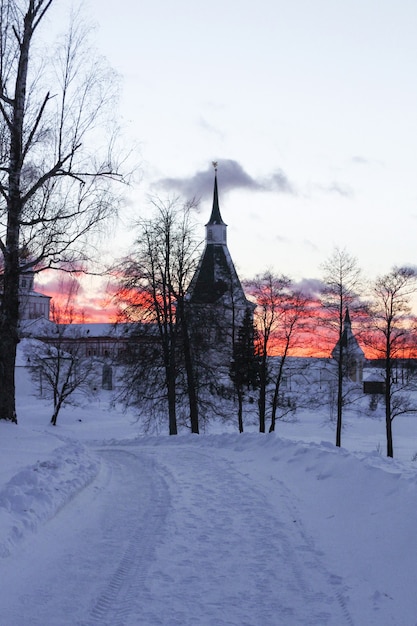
[336,360,343,446]
[336,329,344,447]
[177,297,199,433]
[258,354,267,433]
[237,387,244,433]
[270,341,290,432]
[161,319,177,436]
[51,398,64,426]
[0,322,18,423]
[0,1,33,422]
[0,213,20,422]
[385,390,393,458]
[334,290,346,448]
[385,327,393,458]
[1,227,21,422]
[0,166,22,422]
[167,368,177,436]
[270,365,281,433]
[50,360,71,425]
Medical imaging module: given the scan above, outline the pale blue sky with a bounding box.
[50,0,417,283]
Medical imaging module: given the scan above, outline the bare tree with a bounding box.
[113,325,168,434]
[269,289,310,432]
[25,277,95,425]
[0,1,126,422]
[114,198,201,435]
[321,247,362,447]
[245,271,292,433]
[368,266,417,457]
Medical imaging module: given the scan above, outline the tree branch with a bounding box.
[22,90,52,163]
[21,147,81,206]
[0,98,12,128]
[32,1,54,32]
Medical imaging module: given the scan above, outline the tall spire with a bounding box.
[344,307,352,328]
[205,162,227,244]
[208,162,225,225]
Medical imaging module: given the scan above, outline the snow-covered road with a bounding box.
[134,443,353,626]
[3,371,417,625]
[0,440,355,626]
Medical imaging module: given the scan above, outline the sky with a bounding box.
[39,0,417,318]
[2,356,417,623]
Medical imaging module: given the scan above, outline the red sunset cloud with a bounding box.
[36,272,119,324]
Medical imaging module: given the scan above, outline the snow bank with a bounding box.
[0,442,99,557]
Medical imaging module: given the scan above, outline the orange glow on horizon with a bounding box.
[42,289,119,325]
[39,279,417,360]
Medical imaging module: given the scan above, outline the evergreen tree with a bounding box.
[230,309,259,432]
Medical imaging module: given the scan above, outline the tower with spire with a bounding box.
[186,164,254,365]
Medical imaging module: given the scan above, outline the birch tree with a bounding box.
[369,266,417,458]
[321,247,362,447]
[0,1,125,422]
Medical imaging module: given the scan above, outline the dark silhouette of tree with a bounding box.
[0,1,126,422]
[269,289,310,432]
[368,266,417,457]
[229,309,259,432]
[245,271,292,433]
[114,198,201,435]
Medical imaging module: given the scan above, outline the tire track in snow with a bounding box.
[0,447,170,626]
[0,438,355,625]
[82,448,171,626]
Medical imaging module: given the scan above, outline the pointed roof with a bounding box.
[340,308,352,347]
[187,245,234,304]
[332,307,364,359]
[206,167,226,226]
[186,166,248,308]
[344,307,352,328]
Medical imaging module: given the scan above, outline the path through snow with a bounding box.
[135,442,353,626]
[1,440,353,625]
[1,447,169,626]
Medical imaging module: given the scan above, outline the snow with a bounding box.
[1,367,417,624]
